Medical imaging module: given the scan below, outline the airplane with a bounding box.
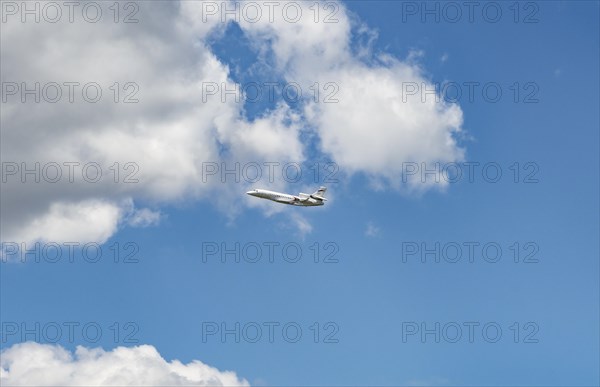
[246,186,327,206]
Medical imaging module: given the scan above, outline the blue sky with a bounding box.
[1,1,599,386]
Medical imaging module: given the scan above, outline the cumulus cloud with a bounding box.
[1,0,466,245]
[304,61,464,192]
[0,342,249,386]
[238,1,465,192]
[3,199,125,245]
[0,1,304,244]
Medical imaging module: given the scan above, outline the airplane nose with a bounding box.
[246,190,255,196]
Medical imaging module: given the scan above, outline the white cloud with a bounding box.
[0,1,304,245]
[1,0,466,245]
[365,221,381,238]
[3,200,125,245]
[237,1,465,192]
[0,342,248,386]
[126,208,161,228]
[287,212,314,238]
[304,60,464,192]
[215,105,304,162]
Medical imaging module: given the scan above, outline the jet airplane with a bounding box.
[246,186,327,206]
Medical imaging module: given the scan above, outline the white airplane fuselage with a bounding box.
[246,188,326,207]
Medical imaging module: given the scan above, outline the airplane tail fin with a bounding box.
[312,186,327,198]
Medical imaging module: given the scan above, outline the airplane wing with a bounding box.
[275,196,300,204]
